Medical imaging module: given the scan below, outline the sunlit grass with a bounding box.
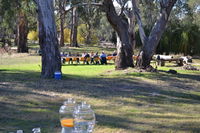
[62,65,114,77]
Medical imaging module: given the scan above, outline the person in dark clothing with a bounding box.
[76,52,80,64]
[93,52,100,65]
[90,51,95,64]
[100,51,107,65]
[84,53,90,65]
[157,55,161,66]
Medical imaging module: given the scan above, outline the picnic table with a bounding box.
[157,58,184,66]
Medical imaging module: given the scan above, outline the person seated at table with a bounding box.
[81,52,86,64]
[100,51,107,65]
[82,52,86,57]
[64,52,69,57]
[112,50,117,56]
[68,52,73,64]
[76,52,80,64]
[84,52,90,65]
[90,51,95,64]
[93,52,100,65]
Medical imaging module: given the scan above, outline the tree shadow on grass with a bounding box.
[158,70,200,81]
[129,71,200,94]
[0,101,60,132]
[1,69,200,132]
[130,71,200,82]
[0,69,40,82]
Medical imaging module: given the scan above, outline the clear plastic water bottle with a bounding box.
[32,128,41,133]
[59,98,76,133]
[16,130,23,133]
[74,102,95,133]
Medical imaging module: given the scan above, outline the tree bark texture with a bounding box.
[16,11,28,53]
[36,0,61,78]
[128,13,136,55]
[103,0,134,69]
[132,0,177,68]
[70,7,78,47]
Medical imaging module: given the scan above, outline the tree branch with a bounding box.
[102,0,122,33]
[119,4,125,16]
[132,0,147,45]
[56,2,102,22]
[65,2,102,13]
[148,0,177,49]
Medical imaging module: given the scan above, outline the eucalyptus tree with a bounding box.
[102,0,136,69]
[69,0,104,46]
[132,0,178,68]
[70,5,79,47]
[160,0,200,56]
[56,0,67,47]
[78,1,102,45]
[54,0,79,47]
[33,0,61,78]
[0,0,14,47]
[16,1,29,53]
[64,0,102,47]
[0,0,18,48]
[60,0,80,47]
[0,0,33,52]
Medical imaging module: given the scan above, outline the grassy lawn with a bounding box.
[0,52,200,133]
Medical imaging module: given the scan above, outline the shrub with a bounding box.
[27,31,38,41]
[64,28,71,43]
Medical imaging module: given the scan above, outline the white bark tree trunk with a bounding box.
[132,0,177,68]
[103,0,134,69]
[35,0,61,78]
[70,7,78,47]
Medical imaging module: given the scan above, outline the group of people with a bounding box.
[61,51,117,65]
[81,51,108,65]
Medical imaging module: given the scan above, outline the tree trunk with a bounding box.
[115,25,134,69]
[128,12,136,55]
[36,0,61,78]
[70,7,78,47]
[86,23,92,45]
[16,12,28,53]
[103,0,134,69]
[59,0,65,47]
[132,0,177,68]
[59,11,65,47]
